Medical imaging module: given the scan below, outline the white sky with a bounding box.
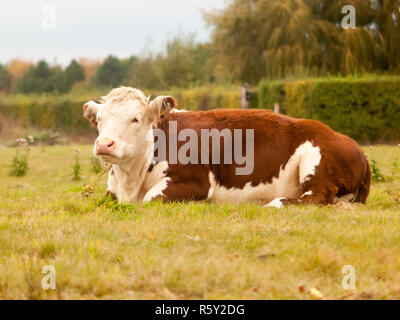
[0,0,228,65]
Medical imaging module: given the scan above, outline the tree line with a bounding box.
[0,36,213,94]
[0,0,399,94]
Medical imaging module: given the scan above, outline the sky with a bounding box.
[0,0,228,65]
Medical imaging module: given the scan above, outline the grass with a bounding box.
[0,144,399,299]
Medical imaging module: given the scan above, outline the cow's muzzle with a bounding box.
[95,138,116,156]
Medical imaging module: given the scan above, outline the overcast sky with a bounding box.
[0,0,227,65]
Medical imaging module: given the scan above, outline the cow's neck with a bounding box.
[113,145,154,202]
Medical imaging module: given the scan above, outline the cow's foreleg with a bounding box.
[143,177,171,202]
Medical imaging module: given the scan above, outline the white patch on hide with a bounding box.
[334,193,355,203]
[206,141,321,204]
[265,197,287,208]
[170,108,188,113]
[107,165,118,197]
[301,190,313,198]
[207,186,214,200]
[297,141,321,184]
[142,161,169,192]
[141,161,169,202]
[143,176,171,202]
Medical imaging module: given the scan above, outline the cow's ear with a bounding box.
[83,101,100,127]
[147,96,177,122]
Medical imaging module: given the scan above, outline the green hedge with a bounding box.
[0,86,258,138]
[152,85,258,110]
[2,79,399,143]
[0,94,91,137]
[258,76,400,143]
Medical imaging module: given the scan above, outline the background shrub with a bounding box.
[2,77,400,144]
[150,85,258,110]
[0,86,257,138]
[0,64,12,93]
[258,76,400,143]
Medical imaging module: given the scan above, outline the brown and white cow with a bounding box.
[83,87,371,208]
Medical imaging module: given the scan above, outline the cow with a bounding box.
[83,87,371,208]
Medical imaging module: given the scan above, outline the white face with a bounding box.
[83,88,176,165]
[94,100,152,164]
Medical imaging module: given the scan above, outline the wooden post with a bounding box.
[274,102,280,113]
[240,84,249,109]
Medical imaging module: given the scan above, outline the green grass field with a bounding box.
[0,144,399,299]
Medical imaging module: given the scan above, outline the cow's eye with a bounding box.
[131,118,139,123]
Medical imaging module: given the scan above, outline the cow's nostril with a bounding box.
[107,141,115,148]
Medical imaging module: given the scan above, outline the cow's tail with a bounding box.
[353,159,371,204]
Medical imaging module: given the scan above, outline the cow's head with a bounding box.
[83,87,176,164]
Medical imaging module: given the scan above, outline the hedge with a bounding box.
[0,94,91,137]
[0,86,258,138]
[7,77,398,143]
[154,86,258,110]
[258,76,400,143]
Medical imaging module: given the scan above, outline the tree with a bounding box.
[205,0,342,82]
[15,60,56,93]
[64,60,85,87]
[52,59,86,93]
[93,55,125,87]
[124,55,163,89]
[204,0,263,83]
[0,64,12,93]
[78,58,102,86]
[7,59,31,80]
[187,42,213,85]
[124,35,213,89]
[6,59,31,92]
[160,35,198,87]
[375,0,400,72]
[205,0,400,83]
